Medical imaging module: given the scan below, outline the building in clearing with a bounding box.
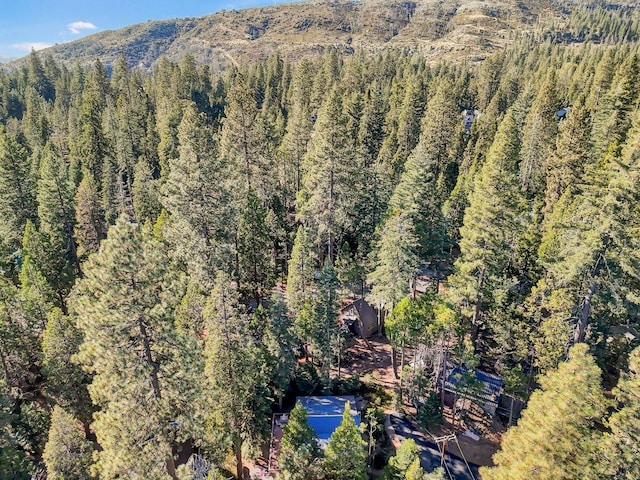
[340,298,379,339]
[297,395,360,446]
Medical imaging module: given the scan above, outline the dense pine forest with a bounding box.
[1,2,640,479]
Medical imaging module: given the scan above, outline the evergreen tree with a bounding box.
[311,259,341,382]
[297,86,356,259]
[73,216,202,479]
[42,406,93,480]
[278,402,322,480]
[599,346,640,479]
[0,380,32,480]
[202,271,270,479]
[74,174,106,260]
[237,189,273,303]
[36,144,80,292]
[263,294,298,408]
[384,439,421,480]
[286,225,316,315]
[160,101,231,287]
[543,99,592,215]
[388,79,462,259]
[447,108,527,347]
[42,308,92,424]
[220,75,272,200]
[518,70,559,197]
[367,210,419,318]
[323,402,367,480]
[0,126,36,270]
[480,344,607,480]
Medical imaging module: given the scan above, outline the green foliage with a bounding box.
[278,403,322,480]
[481,344,608,480]
[417,392,443,431]
[73,216,202,479]
[203,271,271,479]
[0,381,31,480]
[384,439,420,480]
[1,24,640,480]
[599,346,640,479]
[43,406,94,480]
[42,308,92,424]
[367,210,419,312]
[323,402,367,480]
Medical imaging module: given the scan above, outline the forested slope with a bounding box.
[0,2,639,479]
[5,0,640,70]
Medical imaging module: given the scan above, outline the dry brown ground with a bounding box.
[333,334,502,467]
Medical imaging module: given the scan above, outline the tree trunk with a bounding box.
[470,267,485,349]
[574,281,596,343]
[391,346,398,379]
[165,456,178,480]
[234,436,243,479]
[399,343,406,404]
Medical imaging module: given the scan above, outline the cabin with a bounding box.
[297,395,360,446]
[340,298,379,339]
[439,364,503,418]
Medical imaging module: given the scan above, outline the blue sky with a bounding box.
[0,0,294,58]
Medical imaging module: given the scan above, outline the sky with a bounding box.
[0,0,294,58]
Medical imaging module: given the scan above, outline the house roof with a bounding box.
[297,396,360,443]
[440,364,503,406]
[340,298,378,337]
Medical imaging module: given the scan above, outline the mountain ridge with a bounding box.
[6,0,640,71]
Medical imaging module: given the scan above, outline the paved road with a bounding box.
[389,414,481,480]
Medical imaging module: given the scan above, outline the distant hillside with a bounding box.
[0,56,16,64]
[7,0,640,70]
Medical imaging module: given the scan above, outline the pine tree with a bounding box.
[543,99,592,215]
[42,406,93,480]
[0,126,36,269]
[480,344,607,480]
[367,210,419,317]
[278,402,322,480]
[323,402,367,480]
[202,272,270,479]
[534,106,640,352]
[132,156,161,223]
[73,216,202,479]
[312,259,342,382]
[447,108,527,347]
[262,294,298,409]
[591,53,639,159]
[518,70,559,197]
[74,174,106,260]
[599,346,640,479]
[42,308,92,424]
[286,225,316,315]
[160,101,231,287]
[237,189,273,303]
[297,86,356,259]
[384,439,421,480]
[220,75,272,200]
[0,380,32,480]
[71,60,109,185]
[36,144,80,292]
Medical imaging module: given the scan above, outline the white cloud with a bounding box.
[67,21,97,34]
[11,42,52,52]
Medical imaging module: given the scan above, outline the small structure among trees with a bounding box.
[439,364,504,418]
[340,298,379,339]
